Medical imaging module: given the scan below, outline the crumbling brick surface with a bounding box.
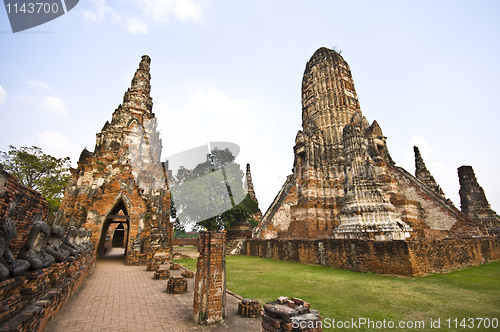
[238,298,261,318]
[0,251,95,331]
[193,231,226,325]
[153,268,170,280]
[146,262,159,271]
[181,269,194,278]
[166,276,187,293]
[458,165,500,234]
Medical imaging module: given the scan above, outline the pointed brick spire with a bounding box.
[122,55,153,116]
[245,163,262,222]
[458,165,500,234]
[414,146,445,198]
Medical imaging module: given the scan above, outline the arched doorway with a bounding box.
[97,199,130,257]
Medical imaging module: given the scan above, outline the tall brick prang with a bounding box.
[55,55,172,265]
[193,231,226,325]
[255,47,486,242]
[458,165,500,234]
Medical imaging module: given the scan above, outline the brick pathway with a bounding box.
[45,248,261,332]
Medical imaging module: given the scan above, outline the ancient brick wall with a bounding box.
[193,231,226,324]
[0,164,48,257]
[241,237,500,276]
[0,252,95,332]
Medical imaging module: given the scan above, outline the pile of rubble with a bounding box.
[262,296,322,332]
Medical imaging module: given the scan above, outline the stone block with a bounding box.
[262,296,322,331]
[238,298,261,318]
[166,276,187,294]
[181,270,194,278]
[153,269,170,280]
[169,263,180,270]
[146,262,160,271]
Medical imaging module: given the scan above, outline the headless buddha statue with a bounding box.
[45,226,72,262]
[75,228,90,253]
[0,219,30,279]
[60,226,83,257]
[18,220,55,270]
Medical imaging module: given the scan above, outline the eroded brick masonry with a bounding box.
[193,231,226,325]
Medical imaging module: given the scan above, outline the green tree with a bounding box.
[170,148,258,231]
[0,145,71,215]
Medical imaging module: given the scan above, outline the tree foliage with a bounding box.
[0,145,71,215]
[170,148,258,231]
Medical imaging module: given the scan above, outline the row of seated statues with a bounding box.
[0,218,94,280]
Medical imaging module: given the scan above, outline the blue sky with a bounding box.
[1,0,499,214]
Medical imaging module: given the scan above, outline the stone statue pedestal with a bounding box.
[19,268,53,302]
[0,276,28,324]
[48,262,68,288]
[66,255,83,278]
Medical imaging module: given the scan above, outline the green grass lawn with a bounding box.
[174,256,500,331]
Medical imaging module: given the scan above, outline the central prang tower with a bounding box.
[255,47,484,241]
[300,47,362,164]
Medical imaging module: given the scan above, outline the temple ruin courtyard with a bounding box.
[45,251,499,332]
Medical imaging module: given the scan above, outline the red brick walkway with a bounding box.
[45,249,261,331]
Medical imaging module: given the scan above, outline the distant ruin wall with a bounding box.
[172,238,198,246]
[241,237,500,276]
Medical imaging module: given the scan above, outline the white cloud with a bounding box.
[125,16,149,34]
[39,96,67,115]
[16,94,36,103]
[37,131,81,163]
[27,79,52,91]
[82,0,121,23]
[136,0,201,24]
[0,86,7,106]
[81,0,201,33]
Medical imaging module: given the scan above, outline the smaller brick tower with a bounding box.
[458,166,500,234]
[414,146,445,198]
[56,56,172,265]
[245,163,262,222]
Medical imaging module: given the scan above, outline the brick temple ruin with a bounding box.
[248,47,500,275]
[54,55,172,265]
